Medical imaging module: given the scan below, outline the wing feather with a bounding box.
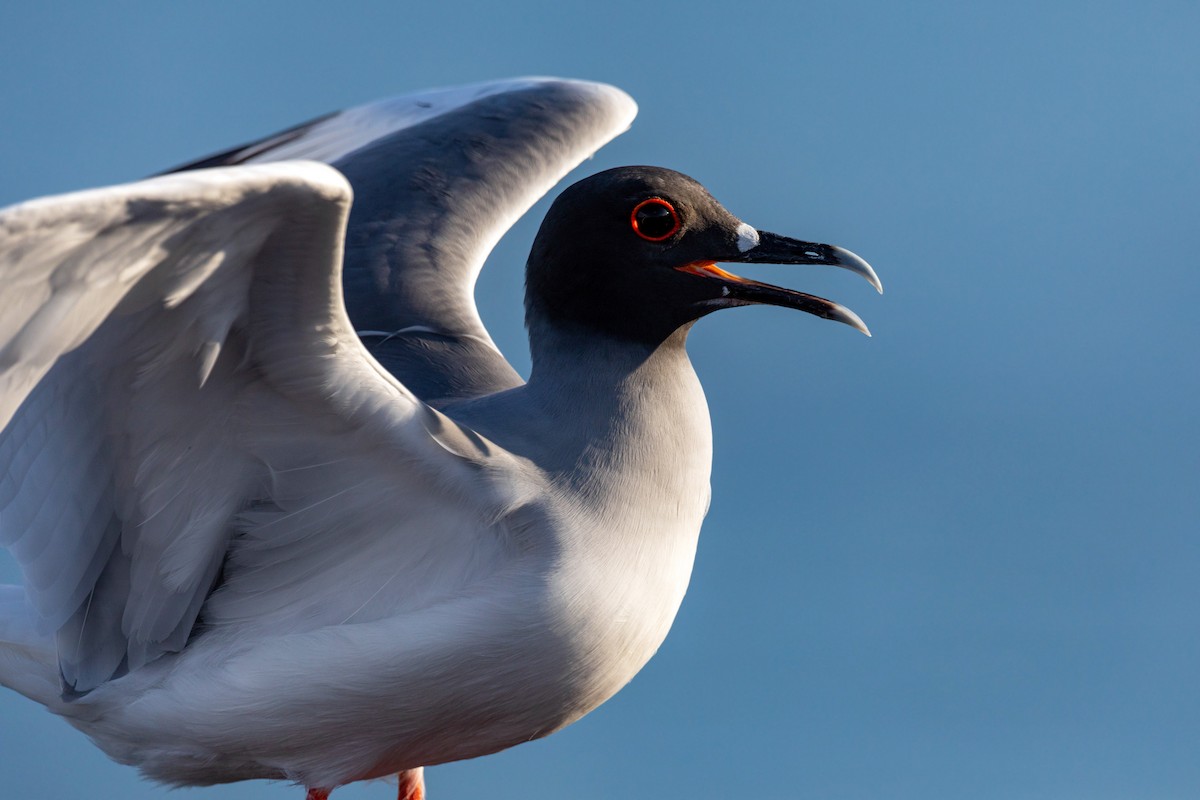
[0,163,528,693]
[172,78,638,402]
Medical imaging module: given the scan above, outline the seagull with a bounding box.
[0,78,880,800]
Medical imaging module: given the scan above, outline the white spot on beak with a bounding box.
[735,223,760,253]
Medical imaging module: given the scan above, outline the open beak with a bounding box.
[676,229,882,336]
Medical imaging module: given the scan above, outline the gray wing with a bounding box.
[0,164,528,694]
[169,78,638,403]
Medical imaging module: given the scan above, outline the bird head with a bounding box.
[525,166,881,345]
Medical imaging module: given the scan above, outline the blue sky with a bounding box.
[2,2,1198,798]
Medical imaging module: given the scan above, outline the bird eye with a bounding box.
[631,198,680,242]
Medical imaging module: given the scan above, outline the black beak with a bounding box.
[734,231,883,294]
[676,229,882,336]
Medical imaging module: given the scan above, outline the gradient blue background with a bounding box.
[2,2,1198,798]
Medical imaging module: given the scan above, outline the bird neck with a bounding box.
[514,319,712,486]
[526,319,689,396]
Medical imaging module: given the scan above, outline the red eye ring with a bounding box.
[631,198,681,242]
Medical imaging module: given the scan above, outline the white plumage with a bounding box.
[0,77,876,798]
[0,80,709,792]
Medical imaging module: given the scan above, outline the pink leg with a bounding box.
[398,767,426,800]
[304,770,423,800]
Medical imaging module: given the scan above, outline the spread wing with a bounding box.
[0,163,527,694]
[169,78,638,403]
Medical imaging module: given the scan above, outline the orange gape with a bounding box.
[675,261,751,282]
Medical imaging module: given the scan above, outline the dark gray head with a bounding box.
[525,166,880,346]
